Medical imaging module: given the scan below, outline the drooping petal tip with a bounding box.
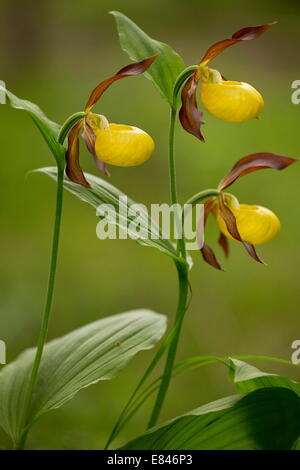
[66,120,90,187]
[201,243,223,271]
[179,76,205,141]
[218,195,266,264]
[218,232,229,258]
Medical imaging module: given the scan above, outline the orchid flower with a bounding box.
[180,23,275,141]
[66,55,157,187]
[198,152,297,269]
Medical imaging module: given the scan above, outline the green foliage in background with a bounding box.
[0,0,300,450]
[0,310,166,444]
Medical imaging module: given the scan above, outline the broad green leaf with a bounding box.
[121,388,300,450]
[0,309,167,443]
[0,83,65,166]
[228,358,300,451]
[111,11,185,106]
[229,358,300,397]
[36,166,190,268]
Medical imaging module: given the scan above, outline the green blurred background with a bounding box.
[0,0,299,450]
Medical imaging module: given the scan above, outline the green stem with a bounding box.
[147,263,188,428]
[58,111,86,144]
[15,166,64,449]
[105,106,190,444]
[104,298,188,449]
[147,106,189,428]
[185,189,221,207]
[14,114,83,449]
[172,66,198,106]
[168,108,178,208]
[168,108,185,258]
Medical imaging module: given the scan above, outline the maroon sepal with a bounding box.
[179,75,205,141]
[81,122,110,177]
[66,120,90,187]
[199,199,223,270]
[85,55,158,112]
[200,23,275,65]
[81,122,96,156]
[218,152,298,190]
[201,243,223,271]
[218,232,229,258]
[218,195,265,264]
[93,155,110,177]
[204,198,218,223]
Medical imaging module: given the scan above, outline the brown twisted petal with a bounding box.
[218,232,229,258]
[66,120,90,188]
[201,243,223,271]
[200,23,275,65]
[85,55,158,112]
[218,195,265,264]
[179,75,205,141]
[92,155,110,177]
[218,152,298,191]
[81,122,95,156]
[200,199,223,270]
[81,122,110,176]
[203,198,217,223]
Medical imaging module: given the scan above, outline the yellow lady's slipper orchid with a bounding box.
[65,55,157,187]
[179,23,274,140]
[216,203,280,245]
[200,75,264,123]
[197,152,297,270]
[94,123,155,167]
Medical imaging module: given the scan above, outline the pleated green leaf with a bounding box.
[228,358,300,449]
[0,309,167,443]
[36,167,190,267]
[121,388,300,450]
[0,82,65,166]
[111,11,185,106]
[229,358,300,396]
